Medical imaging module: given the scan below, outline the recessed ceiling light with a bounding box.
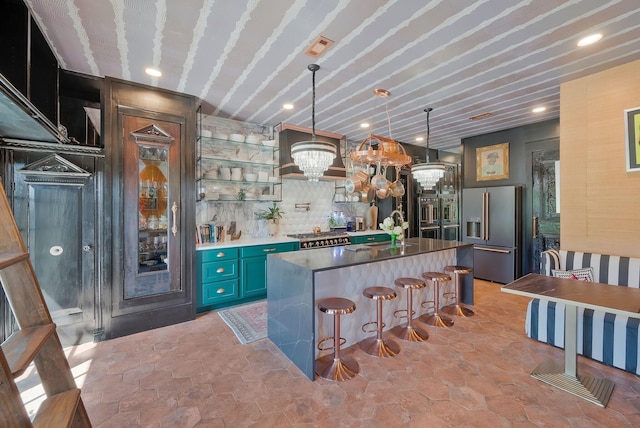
[577,33,602,47]
[145,67,162,77]
[360,123,369,128]
[283,103,294,110]
[415,137,424,142]
[532,106,546,113]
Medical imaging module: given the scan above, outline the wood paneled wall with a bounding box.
[560,60,640,257]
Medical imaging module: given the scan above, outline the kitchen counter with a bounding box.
[196,236,300,250]
[267,238,473,380]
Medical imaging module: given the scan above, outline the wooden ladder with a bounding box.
[0,182,91,427]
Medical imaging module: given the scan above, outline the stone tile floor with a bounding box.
[18,280,640,427]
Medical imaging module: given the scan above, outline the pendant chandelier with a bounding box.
[412,107,445,189]
[290,64,337,182]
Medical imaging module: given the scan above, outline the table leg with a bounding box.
[530,303,614,407]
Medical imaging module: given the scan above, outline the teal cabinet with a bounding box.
[196,247,239,311]
[197,241,298,312]
[350,233,391,244]
[240,242,299,298]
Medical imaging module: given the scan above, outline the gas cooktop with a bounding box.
[287,231,351,249]
[287,231,348,240]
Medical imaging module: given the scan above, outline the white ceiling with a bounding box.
[25,0,640,150]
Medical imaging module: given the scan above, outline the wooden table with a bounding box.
[502,273,640,407]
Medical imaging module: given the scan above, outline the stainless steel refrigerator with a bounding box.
[462,185,522,283]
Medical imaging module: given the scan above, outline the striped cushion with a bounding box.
[528,250,640,375]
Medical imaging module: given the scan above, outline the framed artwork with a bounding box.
[476,142,509,181]
[624,106,640,172]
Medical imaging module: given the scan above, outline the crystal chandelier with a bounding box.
[290,64,337,182]
[412,107,445,189]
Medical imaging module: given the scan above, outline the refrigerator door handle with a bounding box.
[474,246,511,254]
[482,192,490,240]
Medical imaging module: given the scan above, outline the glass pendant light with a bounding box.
[412,107,445,189]
[290,64,337,182]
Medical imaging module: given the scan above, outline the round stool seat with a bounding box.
[442,265,474,318]
[316,297,359,381]
[392,277,429,342]
[363,286,397,300]
[361,286,400,357]
[421,272,454,328]
[444,265,472,275]
[422,272,451,282]
[318,297,356,315]
[394,277,426,290]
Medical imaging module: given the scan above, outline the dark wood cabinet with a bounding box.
[103,78,196,340]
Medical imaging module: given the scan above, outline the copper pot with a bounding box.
[376,183,391,199]
[389,179,405,197]
[361,185,375,203]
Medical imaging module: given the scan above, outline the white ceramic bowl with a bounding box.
[229,133,246,143]
[213,132,228,140]
[245,173,257,182]
[268,176,279,183]
[245,135,260,144]
[201,129,213,138]
[262,139,276,147]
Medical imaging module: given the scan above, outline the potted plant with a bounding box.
[256,202,285,236]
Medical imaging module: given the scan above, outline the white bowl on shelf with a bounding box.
[268,176,279,183]
[229,133,246,143]
[262,139,276,147]
[212,132,228,140]
[245,173,257,182]
[201,129,213,138]
[245,135,260,144]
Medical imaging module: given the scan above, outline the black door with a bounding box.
[524,138,560,274]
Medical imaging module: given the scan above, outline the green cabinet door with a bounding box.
[241,256,267,297]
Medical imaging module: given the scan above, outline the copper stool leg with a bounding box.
[316,298,359,381]
[360,287,400,357]
[441,267,474,318]
[421,279,454,328]
[391,280,429,341]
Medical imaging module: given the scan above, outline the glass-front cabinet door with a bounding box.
[125,121,180,299]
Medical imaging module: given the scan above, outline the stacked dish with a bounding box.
[213,132,228,140]
[229,133,245,143]
[245,173,257,182]
[262,140,276,147]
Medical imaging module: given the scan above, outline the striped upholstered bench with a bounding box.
[525,249,640,375]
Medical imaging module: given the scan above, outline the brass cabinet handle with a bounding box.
[216,288,225,294]
[366,237,375,241]
[263,248,277,252]
[216,267,224,273]
[216,252,225,258]
[171,202,178,236]
[533,216,538,239]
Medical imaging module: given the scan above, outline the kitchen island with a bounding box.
[267,237,473,380]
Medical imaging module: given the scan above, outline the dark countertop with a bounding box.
[271,238,472,272]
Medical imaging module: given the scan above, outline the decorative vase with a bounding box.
[267,219,279,236]
[390,234,397,250]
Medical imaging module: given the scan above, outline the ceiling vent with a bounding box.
[304,36,334,58]
[469,112,492,120]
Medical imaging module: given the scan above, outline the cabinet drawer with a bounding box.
[240,242,298,258]
[351,234,390,244]
[202,260,238,282]
[202,279,239,305]
[200,248,239,262]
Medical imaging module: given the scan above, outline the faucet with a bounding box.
[390,209,406,250]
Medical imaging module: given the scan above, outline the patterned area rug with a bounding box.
[218,300,267,344]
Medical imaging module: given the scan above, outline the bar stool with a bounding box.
[441,265,474,317]
[391,277,429,341]
[420,272,454,328]
[361,286,400,357]
[316,297,359,381]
